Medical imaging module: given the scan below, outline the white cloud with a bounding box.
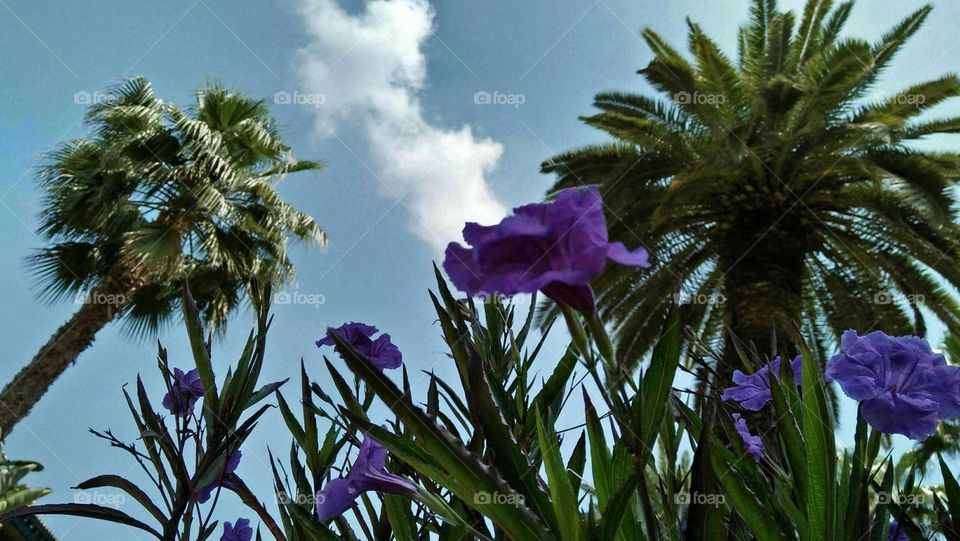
[295,0,506,252]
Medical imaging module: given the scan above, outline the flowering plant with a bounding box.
[2,191,958,541]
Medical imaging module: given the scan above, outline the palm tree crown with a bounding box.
[543,0,960,370]
[0,77,324,435]
[34,77,325,331]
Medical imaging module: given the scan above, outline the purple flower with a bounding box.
[316,436,417,520]
[888,520,908,541]
[162,368,205,416]
[220,518,252,541]
[443,187,649,313]
[826,330,960,440]
[721,356,803,411]
[316,322,402,370]
[196,451,241,503]
[732,413,763,462]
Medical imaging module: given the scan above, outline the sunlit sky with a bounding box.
[2,0,959,537]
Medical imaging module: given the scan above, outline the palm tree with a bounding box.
[0,78,325,435]
[542,0,960,376]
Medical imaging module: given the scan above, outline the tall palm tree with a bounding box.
[542,0,960,375]
[0,78,325,435]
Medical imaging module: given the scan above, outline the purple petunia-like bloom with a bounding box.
[826,330,960,440]
[316,436,418,521]
[196,451,241,504]
[732,413,763,463]
[443,187,650,313]
[721,356,803,411]
[888,520,908,541]
[316,322,402,370]
[220,518,252,541]
[162,368,205,417]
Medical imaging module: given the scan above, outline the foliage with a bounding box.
[4,276,957,539]
[0,432,50,516]
[31,77,325,333]
[0,284,286,539]
[541,0,960,367]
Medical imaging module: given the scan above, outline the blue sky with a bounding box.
[2,0,960,537]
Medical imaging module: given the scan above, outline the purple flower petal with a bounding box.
[722,356,802,411]
[606,242,649,267]
[365,334,403,370]
[315,322,378,348]
[315,478,358,521]
[828,330,960,439]
[888,520,908,541]
[860,392,940,440]
[162,368,205,417]
[315,436,417,521]
[732,413,763,462]
[443,187,650,313]
[317,322,402,370]
[220,518,252,541]
[196,451,241,504]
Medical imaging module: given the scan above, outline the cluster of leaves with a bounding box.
[542,0,960,365]
[0,284,285,539]
[0,431,50,516]
[4,275,959,540]
[32,77,325,333]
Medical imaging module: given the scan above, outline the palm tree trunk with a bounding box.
[0,286,128,437]
[719,218,807,378]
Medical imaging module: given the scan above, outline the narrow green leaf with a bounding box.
[536,408,582,541]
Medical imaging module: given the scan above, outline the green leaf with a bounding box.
[599,474,639,541]
[0,504,162,538]
[941,454,960,528]
[384,495,417,541]
[709,439,787,541]
[536,408,582,541]
[330,333,552,540]
[798,339,835,541]
[74,474,166,523]
[631,311,681,457]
